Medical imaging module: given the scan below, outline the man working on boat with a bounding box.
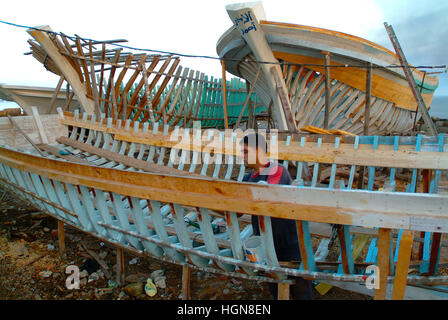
[239,132,314,300]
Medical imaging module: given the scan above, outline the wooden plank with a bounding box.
[296,220,316,271]
[141,61,156,123]
[364,62,372,135]
[138,57,172,122]
[391,230,414,300]
[88,42,101,117]
[31,106,49,144]
[235,67,261,128]
[374,228,392,300]
[27,27,95,114]
[2,145,448,233]
[384,23,438,135]
[221,60,229,129]
[56,113,447,169]
[7,115,46,157]
[36,143,90,164]
[428,232,442,275]
[277,283,290,300]
[104,49,122,118]
[48,76,65,114]
[323,52,330,130]
[74,38,93,98]
[337,225,355,274]
[56,136,202,177]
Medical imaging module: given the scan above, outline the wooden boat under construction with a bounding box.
[1,5,448,300]
[24,26,267,129]
[1,107,448,300]
[217,2,439,135]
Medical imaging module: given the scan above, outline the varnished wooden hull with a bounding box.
[217,20,439,134]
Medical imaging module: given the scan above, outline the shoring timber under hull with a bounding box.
[1,110,448,299]
[217,2,439,135]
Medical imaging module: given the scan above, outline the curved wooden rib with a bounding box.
[26,26,266,129]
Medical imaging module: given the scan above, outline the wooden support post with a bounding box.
[31,106,49,144]
[116,247,125,286]
[374,228,392,300]
[221,60,229,129]
[418,169,431,260]
[391,230,414,300]
[357,166,366,189]
[235,68,261,129]
[337,225,355,274]
[323,52,331,130]
[364,62,372,135]
[429,232,442,275]
[57,220,66,259]
[182,264,191,300]
[246,80,255,129]
[384,23,438,135]
[277,282,290,300]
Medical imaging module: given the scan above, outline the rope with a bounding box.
[1,18,446,71]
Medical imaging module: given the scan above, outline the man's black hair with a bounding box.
[240,132,268,153]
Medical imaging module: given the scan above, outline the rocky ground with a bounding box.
[0,186,370,301]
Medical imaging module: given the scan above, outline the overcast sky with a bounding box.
[0,0,446,97]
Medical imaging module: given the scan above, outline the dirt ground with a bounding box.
[0,186,370,301]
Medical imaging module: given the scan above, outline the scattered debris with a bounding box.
[123,282,143,297]
[80,258,100,275]
[150,269,166,289]
[39,270,53,278]
[144,278,157,297]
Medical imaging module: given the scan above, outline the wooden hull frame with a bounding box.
[1,110,448,299]
[217,9,439,134]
